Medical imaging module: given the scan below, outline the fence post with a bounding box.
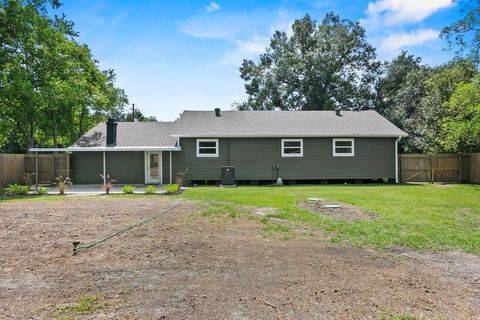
[458,153,462,183]
[430,155,434,184]
[66,153,70,179]
[35,152,38,189]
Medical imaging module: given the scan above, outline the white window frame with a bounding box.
[196,139,219,157]
[281,139,303,157]
[333,138,355,157]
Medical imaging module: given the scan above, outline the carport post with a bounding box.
[35,152,38,190]
[169,151,172,184]
[102,151,106,184]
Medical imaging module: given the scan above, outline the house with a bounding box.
[30,109,407,185]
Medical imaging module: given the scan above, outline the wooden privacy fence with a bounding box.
[0,153,70,187]
[0,154,26,187]
[400,153,480,183]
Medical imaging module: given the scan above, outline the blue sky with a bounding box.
[57,0,461,121]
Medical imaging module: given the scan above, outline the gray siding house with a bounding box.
[30,110,407,185]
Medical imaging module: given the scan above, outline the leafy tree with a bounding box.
[440,75,480,152]
[375,52,432,152]
[237,13,380,111]
[109,106,157,122]
[415,60,477,152]
[0,0,127,150]
[441,0,480,65]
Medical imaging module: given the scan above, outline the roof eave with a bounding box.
[29,146,182,152]
[172,133,408,138]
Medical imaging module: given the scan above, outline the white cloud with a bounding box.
[221,36,270,65]
[206,2,220,13]
[179,9,294,65]
[380,28,439,51]
[363,0,453,26]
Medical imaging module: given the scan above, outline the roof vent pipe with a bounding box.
[335,107,341,116]
[106,118,118,146]
[215,108,221,117]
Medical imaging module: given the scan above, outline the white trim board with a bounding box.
[196,139,219,157]
[281,138,304,157]
[332,138,355,157]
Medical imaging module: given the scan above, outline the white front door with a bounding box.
[145,152,162,184]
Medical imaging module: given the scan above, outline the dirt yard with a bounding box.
[1,196,479,319]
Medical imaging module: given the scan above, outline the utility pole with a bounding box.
[131,103,135,122]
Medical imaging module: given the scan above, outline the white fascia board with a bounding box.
[29,146,182,152]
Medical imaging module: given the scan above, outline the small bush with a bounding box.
[164,183,180,194]
[175,169,188,187]
[22,171,36,187]
[7,184,30,195]
[37,187,49,195]
[122,185,136,194]
[54,175,72,195]
[0,188,5,195]
[144,185,157,194]
[100,174,116,194]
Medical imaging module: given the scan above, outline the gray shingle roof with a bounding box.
[70,122,177,148]
[69,110,406,149]
[172,110,407,138]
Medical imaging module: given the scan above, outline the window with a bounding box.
[333,138,354,157]
[281,139,303,157]
[197,139,219,157]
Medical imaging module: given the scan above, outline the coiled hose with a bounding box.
[73,201,184,255]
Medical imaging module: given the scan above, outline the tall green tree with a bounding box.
[375,52,432,152]
[237,13,380,111]
[440,75,480,152]
[0,0,127,150]
[441,0,480,65]
[109,106,158,122]
[415,60,477,152]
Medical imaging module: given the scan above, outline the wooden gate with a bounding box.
[24,154,70,184]
[400,154,471,183]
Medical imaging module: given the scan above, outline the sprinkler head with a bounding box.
[72,241,80,255]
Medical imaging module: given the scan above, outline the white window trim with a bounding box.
[281,138,303,157]
[196,139,219,157]
[333,138,355,157]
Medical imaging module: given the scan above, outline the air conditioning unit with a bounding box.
[221,166,235,186]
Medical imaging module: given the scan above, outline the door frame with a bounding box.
[144,151,162,184]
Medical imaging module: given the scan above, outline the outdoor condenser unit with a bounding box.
[221,166,235,186]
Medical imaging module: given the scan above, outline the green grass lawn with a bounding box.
[182,184,480,255]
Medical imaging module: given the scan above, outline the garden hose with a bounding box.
[72,201,184,255]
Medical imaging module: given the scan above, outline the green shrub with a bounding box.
[122,185,136,194]
[100,174,116,194]
[0,188,5,195]
[37,187,49,195]
[144,185,157,194]
[54,175,72,195]
[164,184,180,194]
[7,184,30,195]
[22,171,35,187]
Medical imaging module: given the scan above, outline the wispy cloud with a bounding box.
[362,0,453,27]
[179,9,294,65]
[206,2,220,13]
[380,28,439,51]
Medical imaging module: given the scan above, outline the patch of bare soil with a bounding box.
[299,199,377,221]
[1,197,479,319]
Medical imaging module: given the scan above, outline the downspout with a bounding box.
[395,137,401,184]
